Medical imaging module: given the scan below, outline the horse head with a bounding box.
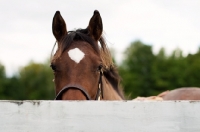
[51,10,124,100]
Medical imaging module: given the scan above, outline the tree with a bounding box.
[184,51,200,87]
[119,41,155,98]
[151,48,187,94]
[0,63,7,99]
[18,61,55,100]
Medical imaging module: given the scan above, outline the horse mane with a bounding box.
[53,28,124,99]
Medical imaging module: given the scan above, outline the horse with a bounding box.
[158,87,200,100]
[133,96,163,101]
[51,10,124,100]
[133,87,200,101]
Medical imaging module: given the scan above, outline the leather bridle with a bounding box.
[55,69,104,100]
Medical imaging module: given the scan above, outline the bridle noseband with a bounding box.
[55,69,104,100]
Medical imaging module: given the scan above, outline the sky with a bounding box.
[1,0,200,76]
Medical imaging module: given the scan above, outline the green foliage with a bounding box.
[184,52,200,86]
[119,40,200,99]
[0,63,7,99]
[0,61,54,100]
[18,61,54,100]
[119,41,155,98]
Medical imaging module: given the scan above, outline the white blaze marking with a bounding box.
[68,48,85,63]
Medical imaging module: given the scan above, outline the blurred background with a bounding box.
[0,1,200,99]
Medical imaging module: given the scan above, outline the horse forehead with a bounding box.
[68,48,85,63]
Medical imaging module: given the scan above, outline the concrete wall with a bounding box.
[0,101,200,132]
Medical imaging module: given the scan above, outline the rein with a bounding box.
[55,69,104,100]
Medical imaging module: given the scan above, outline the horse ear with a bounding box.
[52,11,67,42]
[88,10,103,41]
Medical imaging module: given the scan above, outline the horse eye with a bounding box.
[50,64,57,71]
[98,64,103,71]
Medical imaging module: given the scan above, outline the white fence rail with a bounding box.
[0,101,200,132]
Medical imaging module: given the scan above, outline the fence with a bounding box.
[0,100,200,132]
